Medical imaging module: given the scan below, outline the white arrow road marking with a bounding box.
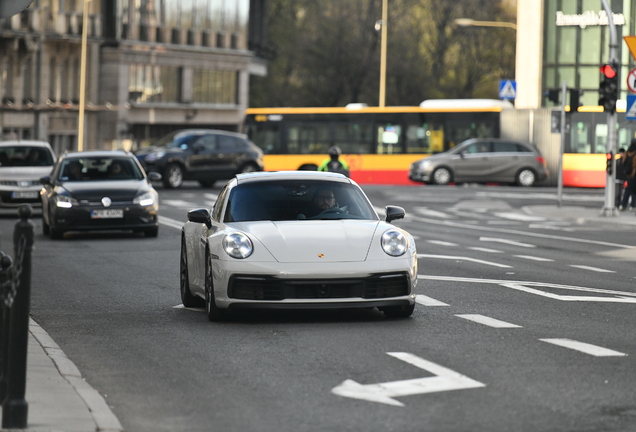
[417,254,512,268]
[415,295,449,306]
[455,314,522,328]
[540,339,627,357]
[426,240,458,247]
[514,255,554,262]
[570,265,615,273]
[479,237,536,248]
[159,216,184,230]
[331,352,485,407]
[417,275,636,303]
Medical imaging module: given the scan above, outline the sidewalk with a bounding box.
[0,319,122,432]
[1,204,634,432]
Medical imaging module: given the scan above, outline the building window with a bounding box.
[128,64,181,103]
[192,69,238,104]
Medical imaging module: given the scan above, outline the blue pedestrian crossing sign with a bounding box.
[499,80,517,100]
[627,95,636,120]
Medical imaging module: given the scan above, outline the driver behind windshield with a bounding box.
[312,187,338,213]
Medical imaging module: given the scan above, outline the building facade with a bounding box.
[516,0,633,109]
[0,0,268,155]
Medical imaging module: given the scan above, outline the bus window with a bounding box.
[406,124,430,153]
[245,123,280,154]
[376,124,401,154]
[595,124,607,154]
[570,121,590,154]
[334,122,373,154]
[288,123,330,154]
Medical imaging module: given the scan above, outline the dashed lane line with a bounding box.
[455,314,522,328]
[540,338,627,357]
[514,255,554,262]
[416,254,512,268]
[415,295,449,307]
[159,216,184,230]
[467,247,503,253]
[479,237,536,248]
[426,240,458,247]
[570,265,615,273]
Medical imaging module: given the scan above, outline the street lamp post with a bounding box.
[376,0,388,108]
[77,0,90,152]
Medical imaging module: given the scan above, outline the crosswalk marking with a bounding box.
[570,265,615,273]
[417,254,512,268]
[415,295,449,306]
[540,338,627,357]
[468,247,503,253]
[455,314,522,328]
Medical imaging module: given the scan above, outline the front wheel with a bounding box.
[163,163,184,188]
[516,168,536,187]
[432,167,452,185]
[144,227,159,238]
[180,238,204,308]
[382,304,415,318]
[205,251,227,322]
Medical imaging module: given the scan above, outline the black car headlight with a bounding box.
[55,194,78,208]
[381,229,407,257]
[133,191,156,207]
[144,151,165,162]
[223,232,254,259]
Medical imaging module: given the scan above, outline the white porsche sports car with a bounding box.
[180,171,417,321]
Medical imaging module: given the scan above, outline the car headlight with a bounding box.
[381,229,407,256]
[55,194,78,208]
[223,232,254,259]
[133,191,156,206]
[145,151,165,162]
[418,160,431,169]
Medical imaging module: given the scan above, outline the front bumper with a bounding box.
[50,203,158,232]
[408,165,431,183]
[0,186,42,208]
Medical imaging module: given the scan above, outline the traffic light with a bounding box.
[546,89,560,104]
[569,89,582,112]
[599,62,619,113]
[606,152,614,175]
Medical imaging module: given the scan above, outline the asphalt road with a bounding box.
[4,183,636,432]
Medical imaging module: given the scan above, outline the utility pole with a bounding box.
[600,0,619,216]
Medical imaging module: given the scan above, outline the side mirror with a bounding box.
[385,205,405,223]
[187,208,212,228]
[40,176,51,185]
[147,172,162,182]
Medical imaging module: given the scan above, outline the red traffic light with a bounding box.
[600,64,617,78]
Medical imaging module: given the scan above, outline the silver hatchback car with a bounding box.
[409,138,549,186]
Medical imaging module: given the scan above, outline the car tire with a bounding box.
[239,163,259,174]
[516,168,536,187]
[205,250,227,322]
[382,303,415,318]
[180,238,204,308]
[49,227,63,240]
[163,163,184,189]
[144,227,159,238]
[432,167,452,185]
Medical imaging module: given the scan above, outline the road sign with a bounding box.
[625,36,636,60]
[499,80,516,100]
[627,95,636,120]
[628,69,636,93]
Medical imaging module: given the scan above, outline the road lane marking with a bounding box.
[414,207,451,218]
[161,199,198,208]
[528,223,575,232]
[540,339,627,357]
[426,240,458,247]
[331,352,485,406]
[493,212,546,222]
[159,216,185,230]
[455,314,522,328]
[514,255,554,262]
[415,295,449,306]
[417,275,636,303]
[467,247,503,253]
[409,215,633,249]
[570,265,615,273]
[417,254,512,268]
[479,237,536,248]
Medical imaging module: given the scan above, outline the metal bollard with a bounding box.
[0,252,13,403]
[2,204,34,429]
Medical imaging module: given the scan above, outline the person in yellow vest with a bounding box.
[318,146,350,177]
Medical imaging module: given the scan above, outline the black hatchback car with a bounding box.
[40,151,161,239]
[135,129,264,188]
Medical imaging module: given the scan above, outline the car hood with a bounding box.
[238,220,381,263]
[0,166,53,180]
[61,180,149,200]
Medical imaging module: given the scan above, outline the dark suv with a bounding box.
[135,129,264,188]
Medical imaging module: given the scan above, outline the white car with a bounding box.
[180,171,417,321]
[0,141,56,208]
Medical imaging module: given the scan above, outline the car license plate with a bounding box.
[91,209,124,219]
[11,191,38,199]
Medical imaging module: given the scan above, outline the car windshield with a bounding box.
[57,157,145,182]
[0,146,53,167]
[224,180,378,222]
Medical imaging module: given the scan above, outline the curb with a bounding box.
[28,319,123,432]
